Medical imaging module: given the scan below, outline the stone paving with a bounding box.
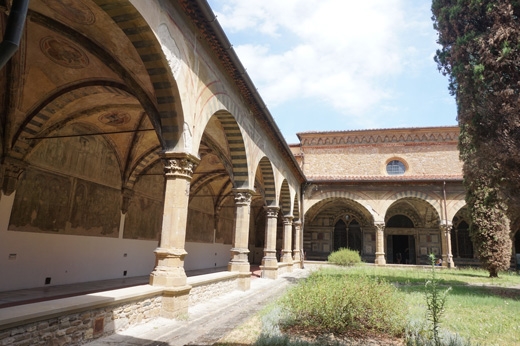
[85,266,313,346]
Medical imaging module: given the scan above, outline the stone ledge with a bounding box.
[187,271,239,287]
[0,285,163,331]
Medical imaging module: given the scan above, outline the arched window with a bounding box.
[386,160,406,175]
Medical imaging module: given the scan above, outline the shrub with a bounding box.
[327,248,361,266]
[279,268,406,338]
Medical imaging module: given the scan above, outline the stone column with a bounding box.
[261,206,279,279]
[374,222,386,265]
[228,188,254,290]
[149,153,199,318]
[440,221,454,268]
[292,220,302,269]
[281,215,294,271]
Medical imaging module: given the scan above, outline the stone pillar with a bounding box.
[1,157,26,196]
[149,153,199,318]
[228,188,254,290]
[261,206,279,279]
[374,222,386,265]
[293,220,302,269]
[440,221,454,268]
[281,215,294,271]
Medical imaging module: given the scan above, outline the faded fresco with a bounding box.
[215,196,234,244]
[28,125,121,188]
[9,168,120,236]
[186,186,214,243]
[123,195,162,240]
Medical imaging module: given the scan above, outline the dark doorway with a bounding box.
[515,230,520,254]
[333,220,347,251]
[347,220,362,253]
[387,235,415,264]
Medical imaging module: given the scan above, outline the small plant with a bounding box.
[279,268,405,337]
[327,248,361,266]
[425,253,451,346]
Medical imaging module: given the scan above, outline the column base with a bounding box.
[149,247,188,287]
[161,285,192,318]
[236,272,251,291]
[260,265,278,279]
[293,250,303,269]
[375,252,386,265]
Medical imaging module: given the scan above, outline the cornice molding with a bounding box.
[298,127,459,147]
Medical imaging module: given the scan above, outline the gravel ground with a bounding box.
[84,267,312,346]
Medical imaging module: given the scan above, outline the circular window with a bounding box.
[386,160,406,175]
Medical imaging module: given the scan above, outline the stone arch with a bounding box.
[305,197,374,227]
[255,157,276,206]
[384,196,441,229]
[447,193,467,220]
[94,0,184,150]
[11,82,142,159]
[125,147,162,190]
[279,179,291,216]
[305,190,379,222]
[381,190,442,220]
[292,192,300,221]
[212,111,249,188]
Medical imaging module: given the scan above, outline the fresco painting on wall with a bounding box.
[9,168,120,236]
[124,195,162,240]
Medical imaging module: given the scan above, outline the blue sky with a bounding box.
[207,0,457,143]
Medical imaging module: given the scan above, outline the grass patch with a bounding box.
[279,268,406,338]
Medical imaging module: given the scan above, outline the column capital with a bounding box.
[1,157,27,196]
[439,220,453,232]
[264,206,279,218]
[374,221,385,232]
[283,215,294,225]
[293,219,302,227]
[161,152,200,180]
[232,188,254,206]
[121,187,134,214]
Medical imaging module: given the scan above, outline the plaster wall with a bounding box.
[184,242,232,271]
[0,225,157,291]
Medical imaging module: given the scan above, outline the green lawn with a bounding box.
[341,265,520,345]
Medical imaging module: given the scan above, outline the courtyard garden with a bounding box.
[217,253,520,346]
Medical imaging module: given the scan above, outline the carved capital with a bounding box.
[439,220,453,233]
[121,187,134,214]
[1,157,27,196]
[283,215,294,226]
[265,206,279,219]
[161,153,199,180]
[374,221,385,232]
[293,220,302,230]
[233,189,254,206]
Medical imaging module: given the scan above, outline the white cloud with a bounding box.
[210,0,440,128]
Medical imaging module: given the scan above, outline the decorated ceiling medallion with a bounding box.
[40,36,89,69]
[42,0,96,25]
[98,112,131,126]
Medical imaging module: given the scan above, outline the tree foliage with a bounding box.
[431,0,520,277]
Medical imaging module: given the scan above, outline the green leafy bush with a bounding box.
[327,248,361,266]
[279,268,405,338]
